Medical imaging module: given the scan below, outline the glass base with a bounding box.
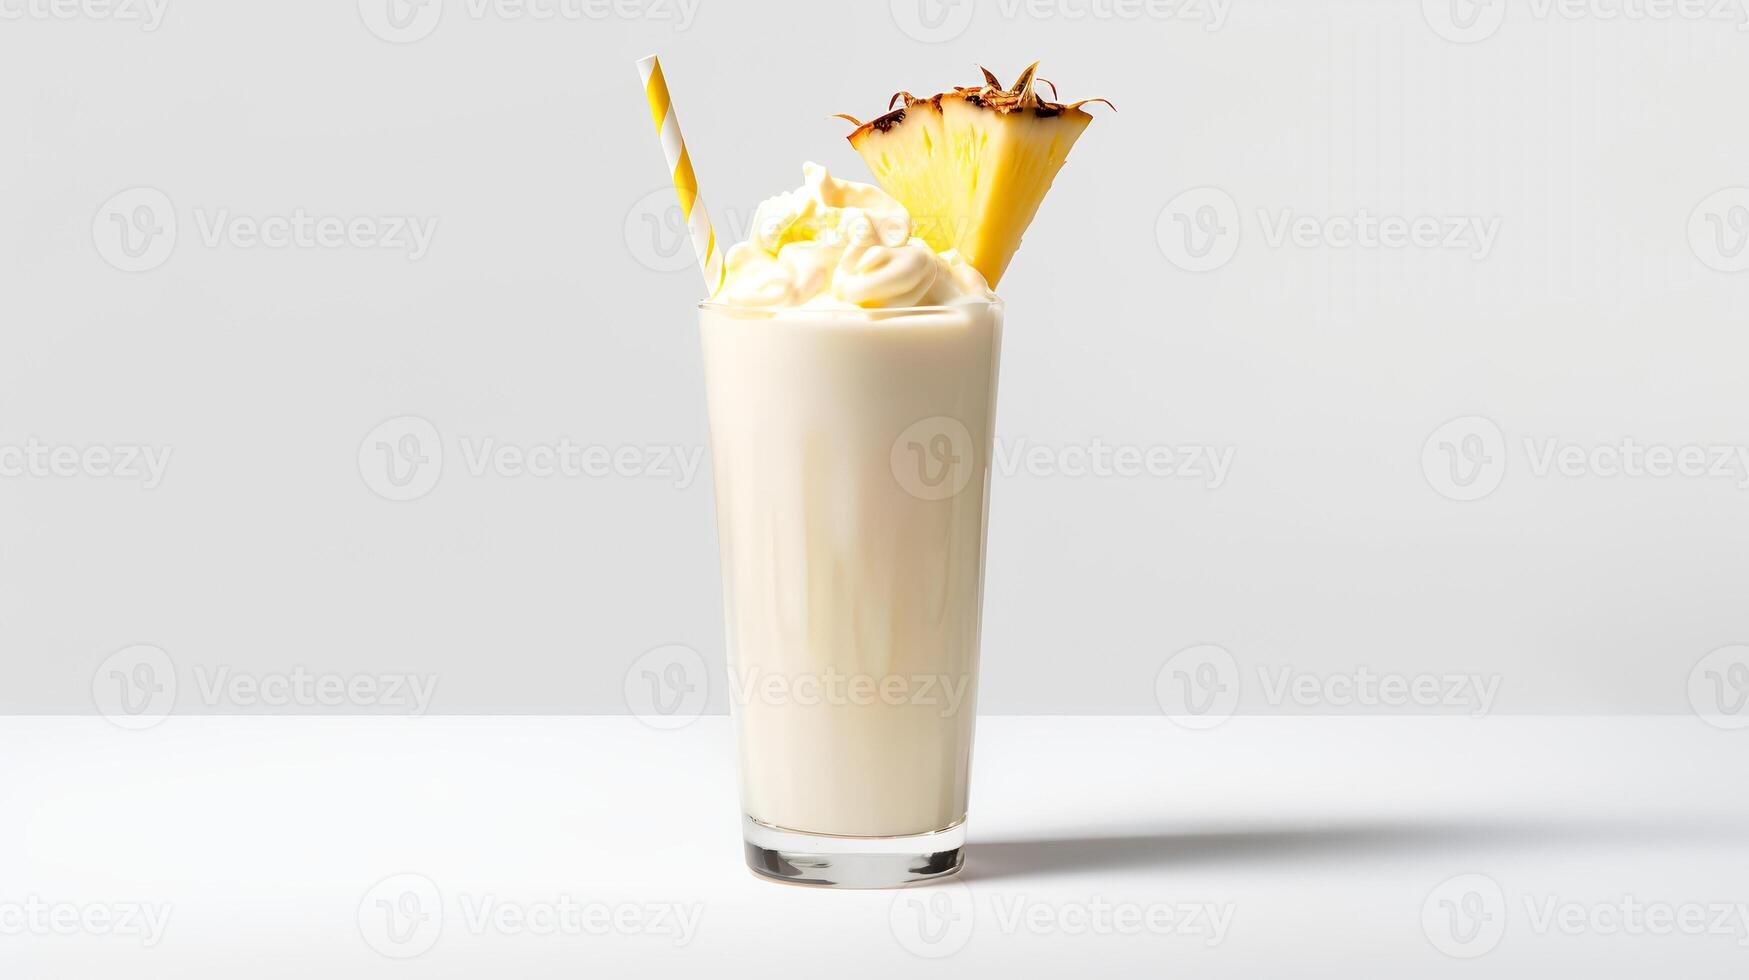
[742,815,966,889]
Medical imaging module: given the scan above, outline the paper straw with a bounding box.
[636,55,725,295]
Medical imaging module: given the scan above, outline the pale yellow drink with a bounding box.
[700,301,1001,841]
[700,165,1001,885]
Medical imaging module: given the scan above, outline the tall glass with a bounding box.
[698,299,1003,887]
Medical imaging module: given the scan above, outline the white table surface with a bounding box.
[3,715,1746,977]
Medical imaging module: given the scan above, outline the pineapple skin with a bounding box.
[849,97,1093,288]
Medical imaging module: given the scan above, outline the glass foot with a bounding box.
[742,815,965,889]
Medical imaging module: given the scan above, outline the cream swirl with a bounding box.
[716,163,994,309]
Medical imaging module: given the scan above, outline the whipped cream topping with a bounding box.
[716,163,994,309]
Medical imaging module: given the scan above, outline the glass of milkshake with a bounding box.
[700,165,1001,886]
[667,59,1104,886]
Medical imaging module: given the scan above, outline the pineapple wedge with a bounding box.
[843,64,1106,287]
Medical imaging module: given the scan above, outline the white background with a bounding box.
[5,0,1749,716]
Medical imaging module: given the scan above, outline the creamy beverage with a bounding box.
[701,168,1000,878]
[702,301,1000,838]
[682,64,1104,886]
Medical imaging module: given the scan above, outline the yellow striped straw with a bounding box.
[636,55,725,296]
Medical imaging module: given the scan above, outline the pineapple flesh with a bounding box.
[843,64,1105,287]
